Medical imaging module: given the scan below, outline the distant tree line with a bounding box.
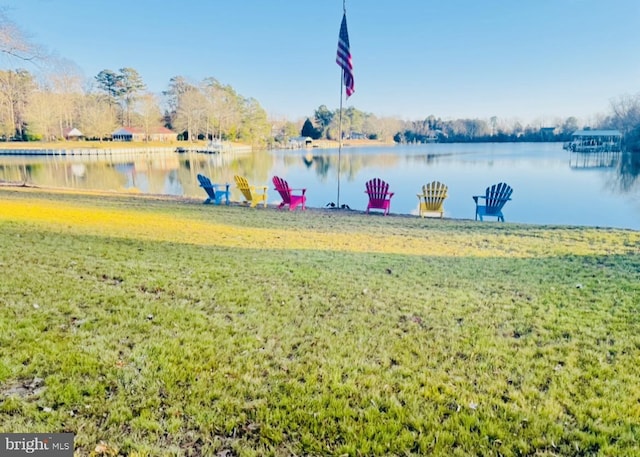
[162,76,270,145]
[295,107,585,145]
[0,66,271,145]
[392,116,581,144]
[0,11,271,145]
[294,105,402,143]
[292,97,640,150]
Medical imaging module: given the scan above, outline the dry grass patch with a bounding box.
[1,188,638,259]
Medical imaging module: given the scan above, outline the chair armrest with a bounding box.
[472,195,485,204]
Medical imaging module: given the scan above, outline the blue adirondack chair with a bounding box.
[473,182,513,221]
[197,174,230,205]
[365,178,394,215]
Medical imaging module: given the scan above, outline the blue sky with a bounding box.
[4,0,640,124]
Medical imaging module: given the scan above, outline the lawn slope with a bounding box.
[1,188,639,457]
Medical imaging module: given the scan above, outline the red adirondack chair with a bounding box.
[365,178,394,215]
[272,176,307,211]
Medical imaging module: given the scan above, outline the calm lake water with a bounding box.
[1,142,639,230]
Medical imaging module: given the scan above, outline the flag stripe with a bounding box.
[336,13,355,97]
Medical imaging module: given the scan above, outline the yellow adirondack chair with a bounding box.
[234,175,268,208]
[417,181,448,218]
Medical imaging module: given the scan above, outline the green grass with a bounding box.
[0,188,639,456]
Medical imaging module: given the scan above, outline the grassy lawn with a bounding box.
[1,188,639,456]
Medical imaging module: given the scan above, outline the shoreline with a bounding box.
[0,138,395,154]
[0,182,423,219]
[2,183,638,232]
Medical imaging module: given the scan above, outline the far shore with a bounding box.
[0,138,394,151]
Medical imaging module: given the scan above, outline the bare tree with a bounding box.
[365,115,402,142]
[24,88,57,140]
[383,117,404,142]
[0,68,35,139]
[0,9,43,62]
[202,78,242,141]
[238,97,270,146]
[610,93,640,135]
[490,116,498,136]
[136,92,162,140]
[77,94,118,141]
[40,59,85,138]
[201,79,220,140]
[327,109,351,140]
[174,88,206,141]
[163,75,194,130]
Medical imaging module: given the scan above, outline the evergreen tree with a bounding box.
[118,67,146,127]
[301,118,319,139]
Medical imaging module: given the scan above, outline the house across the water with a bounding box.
[112,126,177,142]
[564,129,622,152]
[63,127,84,141]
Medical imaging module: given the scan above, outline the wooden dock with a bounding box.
[175,142,252,154]
[0,147,176,156]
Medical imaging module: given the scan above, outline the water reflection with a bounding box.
[569,150,621,170]
[617,150,640,193]
[1,144,638,229]
[569,149,640,195]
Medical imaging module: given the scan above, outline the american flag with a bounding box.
[336,13,354,98]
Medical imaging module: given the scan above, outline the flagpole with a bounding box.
[337,70,344,208]
[336,0,346,209]
[335,0,353,210]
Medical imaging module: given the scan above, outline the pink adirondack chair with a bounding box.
[365,178,394,215]
[272,176,307,211]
